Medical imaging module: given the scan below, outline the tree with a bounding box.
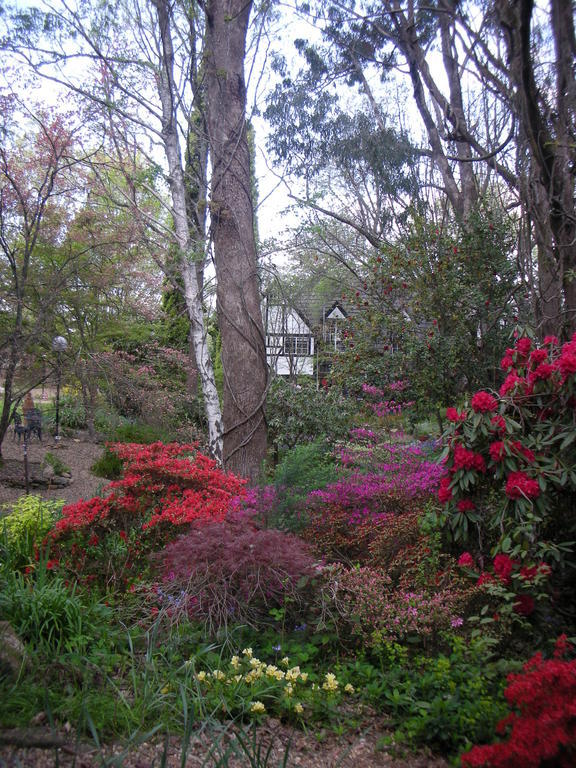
[0,101,81,456]
[204,0,268,480]
[2,0,224,459]
[495,0,576,336]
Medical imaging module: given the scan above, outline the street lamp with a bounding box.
[52,336,68,442]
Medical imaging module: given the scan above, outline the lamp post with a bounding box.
[52,336,68,442]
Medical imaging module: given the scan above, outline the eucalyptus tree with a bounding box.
[266,0,576,336]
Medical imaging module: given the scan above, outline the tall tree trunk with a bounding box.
[497,0,576,336]
[204,0,268,481]
[153,0,223,462]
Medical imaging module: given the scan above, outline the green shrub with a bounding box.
[112,421,171,444]
[1,495,63,570]
[271,441,339,530]
[266,378,354,453]
[43,451,69,476]
[0,569,110,652]
[359,636,516,755]
[91,446,124,479]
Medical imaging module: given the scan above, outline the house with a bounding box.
[263,292,351,379]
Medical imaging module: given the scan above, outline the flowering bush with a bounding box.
[456,551,552,637]
[461,636,576,767]
[153,510,318,632]
[324,564,464,648]
[49,442,245,590]
[190,647,354,723]
[437,334,576,560]
[303,442,443,561]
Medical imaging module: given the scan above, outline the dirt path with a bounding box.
[0,435,106,510]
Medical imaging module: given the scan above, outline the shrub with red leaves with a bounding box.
[461,636,576,768]
[154,511,318,631]
[49,442,246,589]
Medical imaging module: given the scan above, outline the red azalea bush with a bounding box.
[437,334,576,558]
[153,510,318,631]
[461,636,576,767]
[49,442,246,589]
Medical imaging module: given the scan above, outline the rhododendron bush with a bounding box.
[49,442,245,588]
[438,334,576,560]
[461,636,576,768]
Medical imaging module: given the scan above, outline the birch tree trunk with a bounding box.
[153,0,223,462]
[204,0,268,481]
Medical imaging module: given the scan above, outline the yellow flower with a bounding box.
[161,685,170,694]
[285,666,301,681]
[230,655,241,669]
[196,671,207,682]
[266,664,279,677]
[250,701,266,714]
[273,669,285,680]
[322,673,339,692]
[344,683,355,694]
[285,683,293,696]
[233,674,243,683]
[294,703,304,715]
[242,647,253,658]
[213,670,226,681]
[299,672,308,683]
[280,656,290,667]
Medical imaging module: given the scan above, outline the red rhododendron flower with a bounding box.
[543,335,558,345]
[489,441,506,462]
[477,572,494,586]
[512,441,535,463]
[529,362,555,382]
[453,444,486,473]
[457,499,476,512]
[529,348,548,366]
[515,337,532,357]
[558,351,576,377]
[500,355,514,370]
[470,391,498,413]
[446,407,467,422]
[438,476,453,504]
[514,594,535,616]
[490,415,506,433]
[458,552,475,568]
[505,471,540,500]
[499,373,524,397]
[493,554,515,584]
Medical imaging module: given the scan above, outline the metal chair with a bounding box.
[25,409,43,442]
[12,412,30,443]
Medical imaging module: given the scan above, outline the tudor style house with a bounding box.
[263,293,351,379]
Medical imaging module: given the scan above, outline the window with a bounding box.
[283,335,310,356]
[323,321,344,351]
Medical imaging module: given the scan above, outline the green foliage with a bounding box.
[1,495,63,570]
[0,567,111,652]
[91,445,124,479]
[57,395,87,430]
[266,378,354,453]
[111,421,171,444]
[356,637,515,755]
[331,208,520,415]
[43,451,69,476]
[270,441,339,530]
